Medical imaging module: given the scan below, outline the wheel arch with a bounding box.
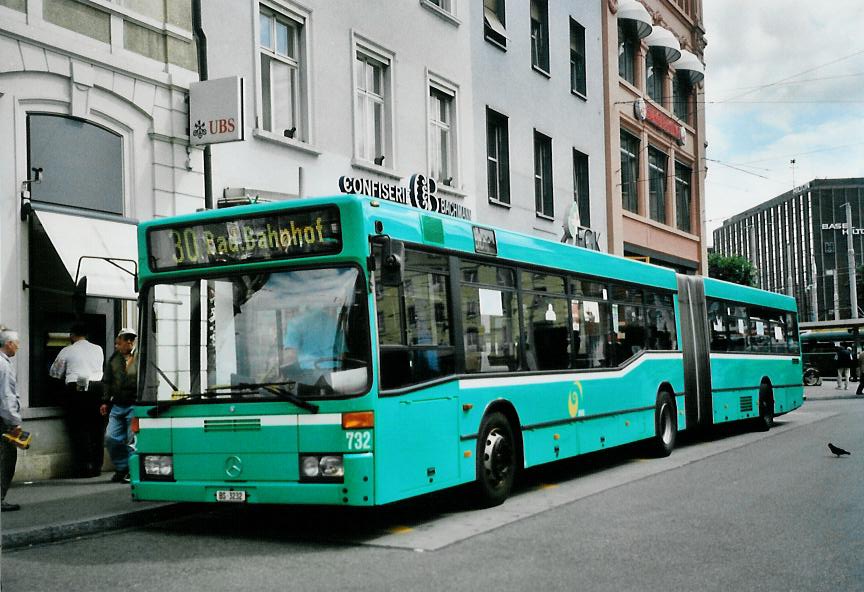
[480,399,524,469]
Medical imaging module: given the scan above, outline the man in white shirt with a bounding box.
[50,323,105,477]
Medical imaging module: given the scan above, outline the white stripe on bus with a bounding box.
[458,352,683,389]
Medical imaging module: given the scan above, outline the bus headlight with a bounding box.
[299,454,344,481]
[142,454,174,479]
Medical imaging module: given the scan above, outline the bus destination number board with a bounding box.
[148,207,342,271]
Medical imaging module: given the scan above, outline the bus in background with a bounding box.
[799,319,864,383]
[131,193,803,508]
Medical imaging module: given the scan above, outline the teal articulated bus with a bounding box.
[131,194,804,507]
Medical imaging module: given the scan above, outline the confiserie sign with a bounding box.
[147,206,342,271]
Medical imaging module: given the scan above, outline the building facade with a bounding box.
[0,0,200,479]
[714,178,864,322]
[601,0,707,273]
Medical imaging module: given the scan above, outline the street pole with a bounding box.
[828,269,840,321]
[845,202,858,318]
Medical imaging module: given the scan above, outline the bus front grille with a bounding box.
[204,419,262,432]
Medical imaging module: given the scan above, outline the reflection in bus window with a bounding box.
[462,286,519,373]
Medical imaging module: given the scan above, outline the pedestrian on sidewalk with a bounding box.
[50,323,106,477]
[101,328,138,483]
[856,348,864,395]
[0,326,23,511]
[834,343,853,389]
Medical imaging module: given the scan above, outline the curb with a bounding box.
[1,503,187,549]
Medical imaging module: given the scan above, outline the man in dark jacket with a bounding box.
[100,328,138,483]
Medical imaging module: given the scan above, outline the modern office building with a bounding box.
[0,0,200,479]
[601,0,707,273]
[713,178,864,321]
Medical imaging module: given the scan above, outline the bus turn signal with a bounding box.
[342,411,374,429]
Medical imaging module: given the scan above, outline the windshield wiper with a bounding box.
[209,381,320,414]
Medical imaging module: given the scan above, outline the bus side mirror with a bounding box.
[380,239,404,287]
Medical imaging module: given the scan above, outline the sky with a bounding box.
[702,0,864,245]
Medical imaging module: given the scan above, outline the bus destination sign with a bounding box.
[147,206,342,271]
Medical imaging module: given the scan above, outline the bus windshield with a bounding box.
[141,266,370,403]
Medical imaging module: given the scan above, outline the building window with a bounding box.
[675,161,692,232]
[618,22,637,85]
[570,19,586,97]
[486,108,510,204]
[425,0,452,13]
[354,47,391,166]
[534,130,553,217]
[259,7,305,140]
[573,149,590,228]
[620,130,639,213]
[648,146,667,224]
[429,84,457,187]
[27,114,123,214]
[483,0,507,47]
[673,71,692,123]
[530,0,549,73]
[645,49,667,104]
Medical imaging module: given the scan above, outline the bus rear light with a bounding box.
[131,417,140,433]
[342,411,374,429]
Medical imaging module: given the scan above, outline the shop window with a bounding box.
[27,114,123,215]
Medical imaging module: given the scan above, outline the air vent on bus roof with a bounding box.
[422,216,445,243]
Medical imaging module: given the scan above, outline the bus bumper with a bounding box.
[130,452,375,506]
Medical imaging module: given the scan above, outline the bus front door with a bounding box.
[676,275,713,430]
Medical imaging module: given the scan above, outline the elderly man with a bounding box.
[50,323,105,477]
[0,327,22,511]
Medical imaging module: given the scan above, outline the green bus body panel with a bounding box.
[132,194,803,507]
[709,354,804,423]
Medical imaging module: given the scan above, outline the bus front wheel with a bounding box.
[475,411,517,507]
[648,392,677,457]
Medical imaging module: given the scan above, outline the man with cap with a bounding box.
[101,327,139,483]
[50,323,105,477]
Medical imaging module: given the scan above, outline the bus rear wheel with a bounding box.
[475,411,516,507]
[648,392,676,457]
[755,384,774,432]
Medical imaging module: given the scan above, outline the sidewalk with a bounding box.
[805,378,864,400]
[0,474,186,550]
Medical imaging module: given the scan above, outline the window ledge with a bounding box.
[532,65,551,79]
[571,89,587,102]
[535,212,556,222]
[419,0,461,26]
[253,129,321,156]
[484,32,507,51]
[436,183,467,198]
[351,158,403,180]
[488,198,511,209]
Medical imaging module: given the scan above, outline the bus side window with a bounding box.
[785,313,800,354]
[708,299,727,351]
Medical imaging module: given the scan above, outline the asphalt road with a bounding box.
[3,398,863,592]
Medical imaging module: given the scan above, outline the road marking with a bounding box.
[343,408,837,552]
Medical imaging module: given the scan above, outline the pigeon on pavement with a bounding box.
[828,443,851,457]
